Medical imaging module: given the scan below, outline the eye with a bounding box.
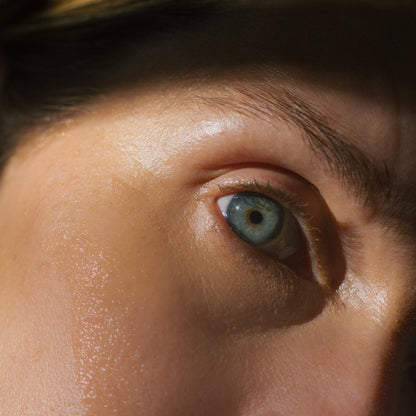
[217,192,301,260]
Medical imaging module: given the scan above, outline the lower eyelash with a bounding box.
[214,178,331,286]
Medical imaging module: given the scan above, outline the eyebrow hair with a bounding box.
[196,81,416,240]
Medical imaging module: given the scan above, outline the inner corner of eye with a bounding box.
[217,194,235,216]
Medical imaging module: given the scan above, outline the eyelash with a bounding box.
[214,179,321,282]
[218,180,310,224]
[218,179,315,238]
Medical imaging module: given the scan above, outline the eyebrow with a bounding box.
[196,81,416,239]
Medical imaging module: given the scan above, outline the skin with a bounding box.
[0,4,415,416]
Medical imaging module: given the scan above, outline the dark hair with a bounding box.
[0,0,227,165]
[0,0,415,168]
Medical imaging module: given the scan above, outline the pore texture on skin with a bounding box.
[0,1,415,416]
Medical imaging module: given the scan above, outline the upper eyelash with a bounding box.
[218,179,310,224]
[217,179,326,282]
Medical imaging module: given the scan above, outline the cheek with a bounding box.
[228,320,390,416]
[44,196,188,413]
[61,229,248,415]
[35,176,246,414]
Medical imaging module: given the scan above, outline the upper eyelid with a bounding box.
[198,85,416,247]
[197,83,393,210]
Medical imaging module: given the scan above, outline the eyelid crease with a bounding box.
[197,83,387,206]
[196,80,416,244]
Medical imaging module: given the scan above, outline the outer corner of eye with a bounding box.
[216,194,234,217]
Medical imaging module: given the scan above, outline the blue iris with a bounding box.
[224,192,285,246]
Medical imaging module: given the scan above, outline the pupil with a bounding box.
[249,210,263,225]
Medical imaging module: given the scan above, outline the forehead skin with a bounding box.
[0,3,416,416]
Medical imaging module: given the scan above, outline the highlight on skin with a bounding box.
[0,1,415,416]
